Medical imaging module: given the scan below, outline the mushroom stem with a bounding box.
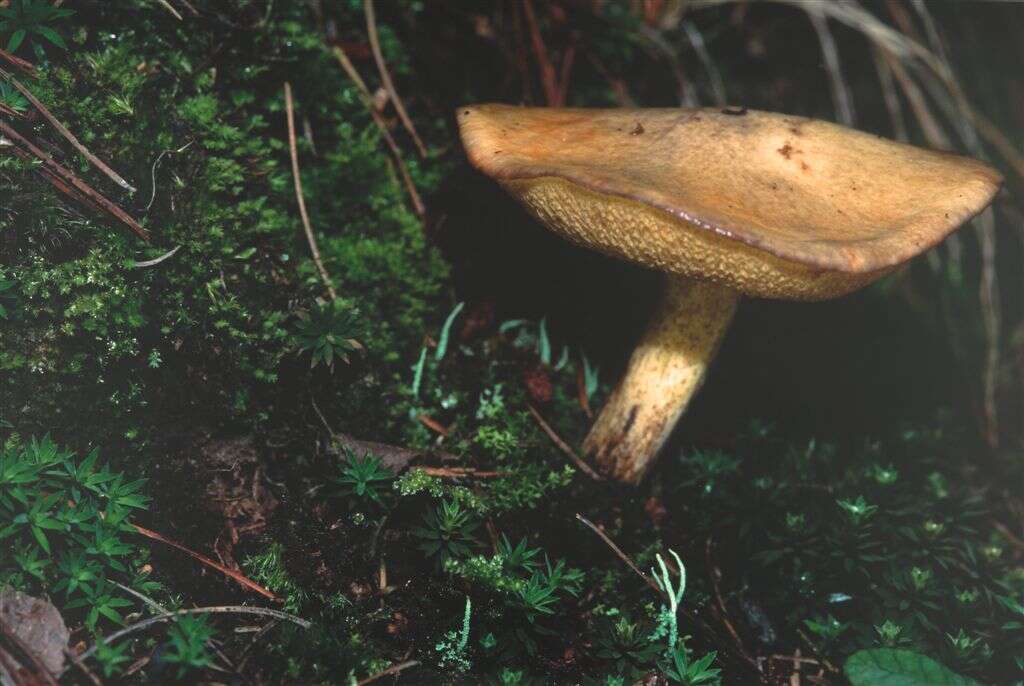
[583,276,738,483]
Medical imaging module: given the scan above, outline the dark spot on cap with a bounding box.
[800,161,810,172]
[621,405,640,437]
[631,122,645,135]
[722,106,747,116]
[777,143,794,159]
[463,110,470,115]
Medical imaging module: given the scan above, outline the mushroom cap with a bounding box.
[457,104,1001,299]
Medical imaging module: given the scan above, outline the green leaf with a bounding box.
[844,649,979,686]
[32,24,65,49]
[7,28,25,52]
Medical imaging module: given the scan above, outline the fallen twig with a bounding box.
[527,404,602,481]
[415,466,506,479]
[330,45,426,219]
[66,605,311,674]
[131,523,279,601]
[364,0,427,158]
[0,47,35,75]
[0,119,150,241]
[576,513,663,597]
[0,66,136,193]
[416,413,449,436]
[284,82,337,301]
[356,659,420,686]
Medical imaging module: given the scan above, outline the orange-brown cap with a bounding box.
[457,104,1001,300]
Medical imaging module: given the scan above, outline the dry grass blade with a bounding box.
[156,0,183,21]
[364,0,427,158]
[0,66,137,193]
[805,8,856,125]
[871,47,908,141]
[330,45,426,218]
[284,82,337,301]
[681,20,726,106]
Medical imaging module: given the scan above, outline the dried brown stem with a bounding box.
[283,82,337,301]
[364,0,427,158]
[0,67,136,193]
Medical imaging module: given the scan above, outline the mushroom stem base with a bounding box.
[583,277,738,483]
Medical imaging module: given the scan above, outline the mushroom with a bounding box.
[457,104,1002,483]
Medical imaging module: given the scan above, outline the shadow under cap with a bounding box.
[458,104,1002,284]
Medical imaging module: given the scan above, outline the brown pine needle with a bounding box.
[364,0,427,158]
[527,403,602,480]
[357,660,420,686]
[0,119,150,241]
[132,523,279,601]
[416,413,450,436]
[0,66,137,193]
[283,82,337,301]
[0,47,35,75]
[330,45,426,218]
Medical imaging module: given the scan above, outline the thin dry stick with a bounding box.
[0,66,136,193]
[357,659,420,686]
[805,8,855,125]
[132,523,279,601]
[67,606,311,672]
[364,0,427,158]
[330,46,426,218]
[0,119,150,241]
[284,82,337,301]
[527,403,602,481]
